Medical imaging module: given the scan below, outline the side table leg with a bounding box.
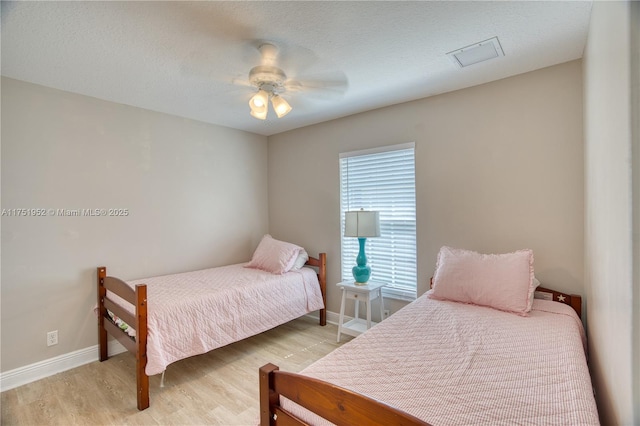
[379,289,385,322]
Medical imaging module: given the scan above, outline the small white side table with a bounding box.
[336,280,387,342]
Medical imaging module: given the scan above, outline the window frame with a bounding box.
[339,142,417,301]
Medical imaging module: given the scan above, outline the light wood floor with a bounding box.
[1,317,351,425]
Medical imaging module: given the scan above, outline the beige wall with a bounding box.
[583,1,636,424]
[0,78,269,372]
[268,61,584,319]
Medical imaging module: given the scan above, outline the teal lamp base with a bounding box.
[352,237,371,285]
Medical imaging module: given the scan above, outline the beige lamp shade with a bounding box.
[344,210,380,238]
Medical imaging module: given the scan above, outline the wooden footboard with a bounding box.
[97,266,149,410]
[259,363,430,426]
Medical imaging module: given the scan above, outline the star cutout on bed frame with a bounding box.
[557,294,566,302]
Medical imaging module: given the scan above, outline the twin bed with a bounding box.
[259,246,600,425]
[97,235,326,410]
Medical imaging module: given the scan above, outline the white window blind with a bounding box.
[340,143,417,300]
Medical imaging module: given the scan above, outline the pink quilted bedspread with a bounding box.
[283,292,599,425]
[117,264,324,375]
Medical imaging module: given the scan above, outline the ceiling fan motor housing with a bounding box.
[249,65,287,94]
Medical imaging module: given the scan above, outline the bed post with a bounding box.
[570,294,582,319]
[259,363,279,425]
[135,284,150,410]
[97,267,108,362]
[319,253,327,326]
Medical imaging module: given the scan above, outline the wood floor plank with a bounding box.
[1,317,351,425]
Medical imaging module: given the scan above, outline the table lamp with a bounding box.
[344,209,380,284]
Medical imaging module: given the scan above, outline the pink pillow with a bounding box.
[246,235,303,275]
[429,246,535,316]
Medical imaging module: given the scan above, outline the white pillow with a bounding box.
[290,249,309,271]
[245,235,304,275]
[429,246,536,316]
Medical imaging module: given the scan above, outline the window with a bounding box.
[340,143,417,300]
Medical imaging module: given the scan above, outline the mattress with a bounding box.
[282,291,599,425]
[110,263,324,375]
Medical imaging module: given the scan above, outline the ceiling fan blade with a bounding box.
[230,77,253,88]
[284,70,349,100]
[286,78,348,91]
[264,42,321,76]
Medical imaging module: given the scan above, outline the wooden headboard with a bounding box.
[534,286,582,318]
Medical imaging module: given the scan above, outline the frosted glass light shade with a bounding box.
[250,108,267,120]
[271,95,292,118]
[249,90,269,120]
[250,90,269,109]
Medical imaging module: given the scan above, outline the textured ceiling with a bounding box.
[1,1,592,136]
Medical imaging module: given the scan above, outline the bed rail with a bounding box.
[259,363,430,426]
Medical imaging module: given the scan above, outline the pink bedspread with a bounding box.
[114,264,324,375]
[283,291,599,425]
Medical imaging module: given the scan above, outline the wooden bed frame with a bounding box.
[259,286,582,426]
[97,253,327,411]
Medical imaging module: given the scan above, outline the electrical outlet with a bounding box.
[47,330,58,346]
[383,310,390,318]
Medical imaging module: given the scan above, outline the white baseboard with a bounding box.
[326,310,344,325]
[0,340,126,392]
[304,310,346,326]
[1,311,343,393]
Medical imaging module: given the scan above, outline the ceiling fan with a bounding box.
[247,43,291,120]
[240,42,348,120]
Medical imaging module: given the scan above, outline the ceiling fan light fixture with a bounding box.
[250,89,269,109]
[271,95,292,118]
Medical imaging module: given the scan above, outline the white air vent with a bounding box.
[447,37,505,68]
